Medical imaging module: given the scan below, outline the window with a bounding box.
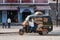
[0,0,3,3]
[5,0,19,3]
[22,0,32,3]
[35,0,48,3]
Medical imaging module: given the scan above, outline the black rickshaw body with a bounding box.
[19,15,53,35]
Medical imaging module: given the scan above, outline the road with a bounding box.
[0,33,60,40]
[0,26,60,40]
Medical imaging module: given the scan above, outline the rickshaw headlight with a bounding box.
[49,26,51,28]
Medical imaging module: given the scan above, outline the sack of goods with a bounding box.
[36,24,43,31]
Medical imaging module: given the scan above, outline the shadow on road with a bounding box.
[0,32,18,36]
[0,33,60,36]
[24,33,60,36]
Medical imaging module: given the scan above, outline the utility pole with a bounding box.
[56,0,58,26]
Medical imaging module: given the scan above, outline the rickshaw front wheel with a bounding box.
[19,29,24,35]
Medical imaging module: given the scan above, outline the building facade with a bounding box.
[48,0,60,25]
[0,0,50,23]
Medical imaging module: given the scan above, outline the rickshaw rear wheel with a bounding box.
[38,31,48,35]
[38,31,43,35]
[19,29,24,35]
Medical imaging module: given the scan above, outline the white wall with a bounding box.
[48,0,60,3]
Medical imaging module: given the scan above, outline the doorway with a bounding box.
[7,10,18,23]
[22,9,31,21]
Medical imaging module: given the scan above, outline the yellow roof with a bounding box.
[34,11,43,15]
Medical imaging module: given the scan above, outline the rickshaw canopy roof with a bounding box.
[25,15,51,22]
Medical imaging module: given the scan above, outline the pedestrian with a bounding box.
[2,17,6,28]
[7,18,11,28]
[2,22,6,28]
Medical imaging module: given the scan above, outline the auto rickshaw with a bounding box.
[19,14,53,35]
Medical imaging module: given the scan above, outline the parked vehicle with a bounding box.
[19,15,53,35]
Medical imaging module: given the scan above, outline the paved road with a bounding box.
[0,25,60,40]
[0,33,60,40]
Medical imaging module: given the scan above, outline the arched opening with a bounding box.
[7,10,18,23]
[22,9,31,22]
